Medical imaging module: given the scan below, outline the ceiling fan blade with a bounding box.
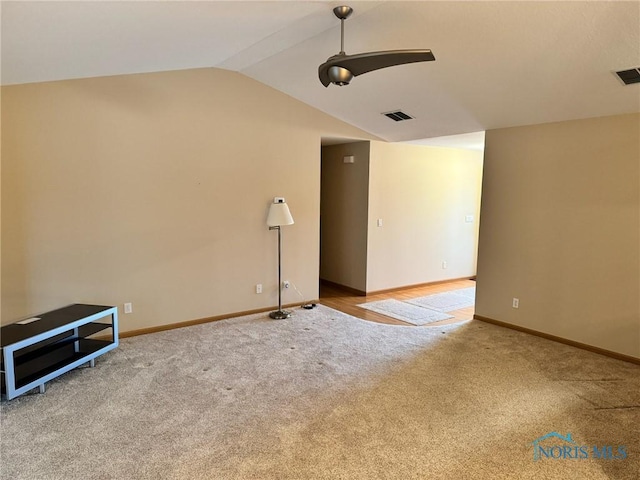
[343,50,435,76]
[319,50,435,87]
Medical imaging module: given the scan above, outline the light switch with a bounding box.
[465,215,474,223]
[377,219,383,227]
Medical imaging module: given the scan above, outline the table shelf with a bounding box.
[15,339,112,389]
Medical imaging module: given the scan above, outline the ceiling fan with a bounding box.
[318,5,435,87]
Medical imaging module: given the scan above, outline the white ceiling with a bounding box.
[402,131,485,151]
[2,1,639,146]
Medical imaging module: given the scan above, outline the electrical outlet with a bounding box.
[442,261,447,269]
[512,298,519,309]
[124,303,133,314]
[256,284,262,294]
[283,280,290,289]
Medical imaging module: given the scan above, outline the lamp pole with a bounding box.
[269,225,290,319]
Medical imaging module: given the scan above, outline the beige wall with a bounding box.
[0,85,3,318]
[1,68,374,331]
[366,141,483,292]
[320,142,370,292]
[476,113,640,358]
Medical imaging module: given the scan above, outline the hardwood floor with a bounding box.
[319,279,476,327]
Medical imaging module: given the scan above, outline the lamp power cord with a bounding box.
[287,281,317,310]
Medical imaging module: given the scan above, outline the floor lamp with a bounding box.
[267,198,294,319]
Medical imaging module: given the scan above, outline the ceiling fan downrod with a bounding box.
[333,6,353,55]
[329,6,354,86]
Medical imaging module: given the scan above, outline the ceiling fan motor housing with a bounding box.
[328,66,353,86]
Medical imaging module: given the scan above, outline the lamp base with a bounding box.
[269,310,292,320]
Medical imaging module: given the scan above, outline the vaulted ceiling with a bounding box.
[2,1,639,145]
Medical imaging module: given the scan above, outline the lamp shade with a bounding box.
[267,202,294,227]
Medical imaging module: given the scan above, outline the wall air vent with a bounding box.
[383,110,414,122]
[615,68,640,85]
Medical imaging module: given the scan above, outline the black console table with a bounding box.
[1,304,118,400]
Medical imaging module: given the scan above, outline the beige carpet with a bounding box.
[1,305,639,479]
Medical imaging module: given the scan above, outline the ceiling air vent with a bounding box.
[615,68,640,85]
[383,110,414,122]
